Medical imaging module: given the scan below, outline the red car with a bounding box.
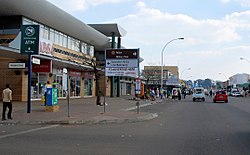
[213,90,228,103]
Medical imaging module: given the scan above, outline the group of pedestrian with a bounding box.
[145,88,164,101]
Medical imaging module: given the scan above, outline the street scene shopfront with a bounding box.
[29,37,95,100]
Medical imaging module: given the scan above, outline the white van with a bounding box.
[172,88,181,99]
[192,87,205,102]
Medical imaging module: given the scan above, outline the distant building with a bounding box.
[142,66,179,89]
[229,73,250,86]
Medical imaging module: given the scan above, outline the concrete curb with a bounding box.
[0,112,158,125]
[0,99,163,125]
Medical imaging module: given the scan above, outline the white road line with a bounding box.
[0,125,59,139]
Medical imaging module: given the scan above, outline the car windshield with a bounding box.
[216,91,226,94]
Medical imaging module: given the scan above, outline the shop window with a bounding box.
[70,76,81,97]
[84,79,92,96]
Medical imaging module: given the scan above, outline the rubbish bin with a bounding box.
[46,88,59,112]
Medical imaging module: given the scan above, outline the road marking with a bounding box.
[0,125,59,139]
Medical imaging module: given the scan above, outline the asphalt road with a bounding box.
[1,96,250,155]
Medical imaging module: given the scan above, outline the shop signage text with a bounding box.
[8,63,26,69]
[105,68,138,77]
[32,60,52,73]
[21,25,39,55]
[106,59,138,68]
[106,49,139,59]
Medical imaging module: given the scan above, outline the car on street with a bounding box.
[192,87,205,102]
[172,87,181,100]
[213,90,228,103]
[231,90,243,97]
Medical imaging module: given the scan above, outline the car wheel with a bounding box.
[213,100,216,103]
[202,98,205,102]
[225,100,228,103]
[193,98,195,102]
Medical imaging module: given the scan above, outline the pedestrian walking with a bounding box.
[2,84,13,121]
[178,90,181,100]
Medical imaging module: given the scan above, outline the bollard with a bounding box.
[136,101,140,114]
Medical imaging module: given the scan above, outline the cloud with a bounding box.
[237,0,250,7]
[112,1,250,80]
[90,0,129,6]
[221,0,231,3]
[220,0,250,7]
[48,0,87,11]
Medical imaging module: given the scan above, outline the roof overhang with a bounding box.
[0,0,110,47]
[88,23,127,37]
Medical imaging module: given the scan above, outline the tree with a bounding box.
[141,66,161,90]
[82,57,102,105]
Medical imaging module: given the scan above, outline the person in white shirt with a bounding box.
[2,84,12,120]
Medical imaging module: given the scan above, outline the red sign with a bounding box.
[32,60,52,73]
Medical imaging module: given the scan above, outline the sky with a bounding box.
[47,0,250,81]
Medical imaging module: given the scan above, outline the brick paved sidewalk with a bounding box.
[0,95,161,125]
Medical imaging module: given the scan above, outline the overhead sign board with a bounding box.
[21,25,40,55]
[105,49,140,77]
[8,63,26,69]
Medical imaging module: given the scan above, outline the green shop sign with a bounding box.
[21,25,40,55]
[52,88,58,105]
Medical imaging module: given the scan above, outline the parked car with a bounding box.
[192,87,205,102]
[213,90,228,103]
[231,90,243,97]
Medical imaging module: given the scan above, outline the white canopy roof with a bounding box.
[0,0,110,47]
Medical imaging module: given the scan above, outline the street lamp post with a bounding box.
[240,57,250,63]
[218,72,228,80]
[180,67,191,79]
[161,38,184,89]
[218,73,228,89]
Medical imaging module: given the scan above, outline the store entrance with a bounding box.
[31,73,48,99]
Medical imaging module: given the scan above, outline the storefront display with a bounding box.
[84,79,93,96]
[69,70,81,97]
[31,73,48,99]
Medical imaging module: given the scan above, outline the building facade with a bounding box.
[229,73,250,86]
[142,66,179,89]
[0,0,111,101]
[0,0,139,102]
